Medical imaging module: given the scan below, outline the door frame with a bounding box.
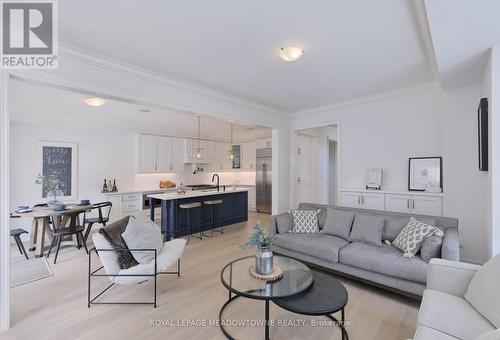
[327,138,338,205]
[290,121,341,209]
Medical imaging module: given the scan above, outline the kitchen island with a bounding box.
[148,188,249,241]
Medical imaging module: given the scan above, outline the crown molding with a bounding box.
[59,44,289,118]
[292,81,441,117]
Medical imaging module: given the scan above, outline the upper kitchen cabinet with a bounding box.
[256,137,272,149]
[137,134,185,173]
[184,139,214,163]
[213,141,232,171]
[241,141,256,170]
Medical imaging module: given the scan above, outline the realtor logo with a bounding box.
[1,0,58,69]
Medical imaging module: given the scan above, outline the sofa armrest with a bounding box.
[427,258,481,297]
[441,227,460,261]
[269,214,278,236]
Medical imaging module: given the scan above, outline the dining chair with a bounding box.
[83,202,112,243]
[47,210,88,264]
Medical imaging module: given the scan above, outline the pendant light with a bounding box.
[196,116,202,159]
[229,122,234,161]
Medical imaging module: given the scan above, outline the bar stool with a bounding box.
[179,202,203,243]
[202,199,223,237]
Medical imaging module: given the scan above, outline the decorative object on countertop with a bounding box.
[101,178,118,193]
[365,168,383,190]
[408,157,442,192]
[160,180,176,189]
[248,263,283,281]
[191,164,203,174]
[241,221,273,275]
[177,182,185,194]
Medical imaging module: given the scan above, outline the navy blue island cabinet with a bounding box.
[149,190,248,241]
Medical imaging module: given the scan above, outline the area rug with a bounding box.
[10,256,53,288]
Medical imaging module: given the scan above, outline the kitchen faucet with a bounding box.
[212,173,220,192]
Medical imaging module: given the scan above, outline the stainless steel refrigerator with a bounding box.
[256,148,272,213]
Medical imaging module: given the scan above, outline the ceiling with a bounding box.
[9,79,271,141]
[59,0,434,113]
[425,0,500,89]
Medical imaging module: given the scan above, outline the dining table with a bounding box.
[10,204,94,258]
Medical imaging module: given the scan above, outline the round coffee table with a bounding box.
[274,269,349,340]
[219,255,313,340]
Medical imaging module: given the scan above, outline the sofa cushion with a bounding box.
[414,325,460,340]
[465,253,500,328]
[392,217,441,257]
[420,230,444,262]
[348,214,385,247]
[383,215,436,242]
[339,242,428,283]
[419,289,495,340]
[272,233,348,263]
[290,209,320,234]
[321,208,355,240]
[475,329,500,340]
[298,203,327,228]
[276,213,293,234]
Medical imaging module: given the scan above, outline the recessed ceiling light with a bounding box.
[139,108,151,113]
[279,45,304,62]
[83,97,107,107]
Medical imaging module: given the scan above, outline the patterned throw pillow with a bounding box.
[289,209,320,234]
[389,217,443,258]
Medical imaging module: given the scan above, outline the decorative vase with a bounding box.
[255,246,273,275]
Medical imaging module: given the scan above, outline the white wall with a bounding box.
[293,86,490,263]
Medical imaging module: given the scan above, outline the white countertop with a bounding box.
[341,188,444,197]
[148,187,250,201]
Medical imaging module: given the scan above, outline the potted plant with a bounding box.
[241,221,273,275]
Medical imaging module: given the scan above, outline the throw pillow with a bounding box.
[474,329,500,340]
[465,253,500,328]
[122,218,163,265]
[99,216,138,269]
[348,214,385,247]
[289,209,320,234]
[276,213,293,234]
[390,217,442,258]
[321,208,355,240]
[419,229,444,262]
[298,204,327,228]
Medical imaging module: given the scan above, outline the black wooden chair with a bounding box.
[10,228,29,260]
[83,202,112,243]
[47,210,88,264]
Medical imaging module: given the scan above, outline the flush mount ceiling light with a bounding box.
[83,97,107,107]
[279,45,304,62]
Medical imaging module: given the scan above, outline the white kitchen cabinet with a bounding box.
[138,135,157,173]
[340,191,361,208]
[184,139,213,163]
[241,141,256,170]
[213,142,232,171]
[107,195,122,223]
[171,137,185,171]
[138,135,185,173]
[105,192,143,223]
[156,136,172,172]
[247,187,256,211]
[256,137,272,149]
[412,195,442,216]
[341,191,385,210]
[342,189,443,216]
[385,194,412,213]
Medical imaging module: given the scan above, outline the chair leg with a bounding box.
[13,236,23,255]
[83,222,94,243]
[46,236,56,258]
[14,236,29,260]
[54,236,62,264]
[79,232,89,254]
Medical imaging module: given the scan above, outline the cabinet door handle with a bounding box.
[297,147,301,154]
[412,199,415,210]
[358,196,361,205]
[407,199,410,209]
[297,177,301,183]
[362,196,364,205]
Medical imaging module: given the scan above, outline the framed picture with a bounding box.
[478,97,488,171]
[38,141,78,201]
[408,157,442,192]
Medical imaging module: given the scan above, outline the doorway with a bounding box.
[293,125,338,207]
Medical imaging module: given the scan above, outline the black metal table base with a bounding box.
[218,293,348,340]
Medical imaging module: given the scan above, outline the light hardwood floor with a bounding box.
[3,212,420,340]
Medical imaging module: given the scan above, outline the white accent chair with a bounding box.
[89,233,186,308]
[414,259,498,340]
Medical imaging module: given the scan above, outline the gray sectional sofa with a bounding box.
[269,202,460,298]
